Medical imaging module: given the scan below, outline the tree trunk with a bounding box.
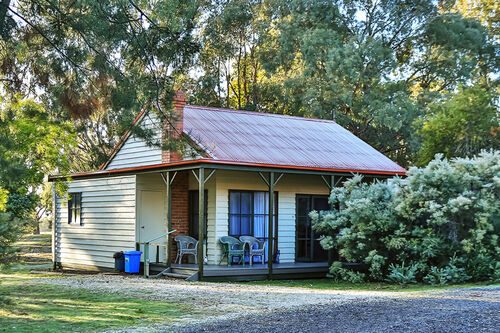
[237,36,242,109]
[251,46,258,109]
[226,62,230,108]
[243,42,248,106]
[217,57,221,104]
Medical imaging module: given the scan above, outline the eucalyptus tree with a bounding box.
[257,0,497,166]
[452,0,499,37]
[192,0,262,110]
[418,85,500,165]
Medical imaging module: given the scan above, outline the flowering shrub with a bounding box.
[313,151,500,284]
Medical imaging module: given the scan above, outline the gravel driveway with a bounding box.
[177,287,500,333]
[33,274,500,332]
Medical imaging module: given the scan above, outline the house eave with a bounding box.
[48,159,406,182]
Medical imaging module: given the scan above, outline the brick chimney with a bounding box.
[162,90,187,163]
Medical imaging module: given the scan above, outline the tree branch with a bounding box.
[7,5,81,70]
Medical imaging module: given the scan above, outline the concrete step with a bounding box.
[172,268,198,275]
[164,272,191,279]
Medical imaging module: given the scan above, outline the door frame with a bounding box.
[137,189,166,262]
[295,194,329,262]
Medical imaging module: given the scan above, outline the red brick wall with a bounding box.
[170,170,190,262]
[162,91,187,163]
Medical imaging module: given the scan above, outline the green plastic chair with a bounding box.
[239,236,265,266]
[219,236,245,267]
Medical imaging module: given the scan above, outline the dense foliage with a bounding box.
[417,86,500,165]
[0,1,498,266]
[313,151,500,285]
[1,0,497,170]
[1,0,199,170]
[0,98,75,256]
[191,0,499,166]
[0,212,22,266]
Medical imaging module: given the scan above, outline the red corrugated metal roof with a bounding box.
[183,105,406,174]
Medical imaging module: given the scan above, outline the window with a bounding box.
[68,192,82,225]
[229,191,278,262]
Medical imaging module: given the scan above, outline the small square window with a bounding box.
[68,192,82,225]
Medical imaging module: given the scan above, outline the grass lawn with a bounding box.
[14,233,52,266]
[0,234,192,333]
[247,278,499,292]
[0,274,189,333]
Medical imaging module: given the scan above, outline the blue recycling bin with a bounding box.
[124,251,142,273]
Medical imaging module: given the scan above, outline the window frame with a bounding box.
[68,192,83,225]
[228,190,279,255]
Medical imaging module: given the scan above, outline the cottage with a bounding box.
[49,91,406,281]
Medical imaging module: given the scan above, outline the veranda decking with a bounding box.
[150,261,330,281]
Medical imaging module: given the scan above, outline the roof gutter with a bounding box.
[48,159,406,182]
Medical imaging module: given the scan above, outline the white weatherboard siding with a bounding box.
[55,175,137,269]
[209,170,330,265]
[106,113,162,170]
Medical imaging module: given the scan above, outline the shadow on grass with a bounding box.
[0,280,189,333]
[0,234,194,332]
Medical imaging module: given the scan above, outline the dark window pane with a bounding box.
[241,215,251,235]
[229,192,240,214]
[229,215,240,235]
[68,198,72,223]
[68,193,82,224]
[313,197,329,211]
[314,238,328,261]
[298,240,309,258]
[296,195,328,262]
[240,192,251,214]
[297,217,308,238]
[189,190,208,239]
[297,197,309,216]
[192,215,199,237]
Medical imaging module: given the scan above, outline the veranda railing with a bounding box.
[139,230,176,278]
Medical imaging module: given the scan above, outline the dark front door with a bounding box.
[296,195,329,262]
[188,190,208,240]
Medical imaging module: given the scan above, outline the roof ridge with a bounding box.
[185,104,338,124]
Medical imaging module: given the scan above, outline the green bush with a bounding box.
[386,262,418,286]
[313,151,500,284]
[463,254,495,282]
[444,256,471,284]
[423,256,471,285]
[328,261,366,283]
[492,262,500,283]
